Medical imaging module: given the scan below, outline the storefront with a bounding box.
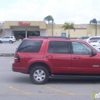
[2,21,100,38]
[3,21,47,39]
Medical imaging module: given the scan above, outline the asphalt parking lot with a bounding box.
[0,41,21,54]
[0,42,100,100]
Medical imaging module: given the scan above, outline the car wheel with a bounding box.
[30,66,49,84]
[9,40,13,43]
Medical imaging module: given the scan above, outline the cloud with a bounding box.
[0,0,100,24]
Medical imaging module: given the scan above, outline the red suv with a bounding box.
[12,36,100,84]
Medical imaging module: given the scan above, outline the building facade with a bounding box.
[0,21,100,38]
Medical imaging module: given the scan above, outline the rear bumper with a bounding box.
[12,63,28,73]
[12,63,21,72]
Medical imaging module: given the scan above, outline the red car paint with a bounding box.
[12,37,100,75]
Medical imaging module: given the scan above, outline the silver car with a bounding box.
[0,36,16,43]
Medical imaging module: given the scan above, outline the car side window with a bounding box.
[17,40,43,52]
[48,41,70,54]
[2,37,6,39]
[72,42,92,55]
[48,41,55,53]
[5,37,10,38]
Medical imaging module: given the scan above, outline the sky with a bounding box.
[0,0,100,24]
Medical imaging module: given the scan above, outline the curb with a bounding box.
[0,53,14,57]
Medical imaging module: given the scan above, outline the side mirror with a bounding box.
[90,50,96,56]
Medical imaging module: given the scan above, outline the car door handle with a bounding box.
[46,55,53,58]
[73,57,81,59]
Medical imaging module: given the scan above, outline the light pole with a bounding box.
[25,29,27,38]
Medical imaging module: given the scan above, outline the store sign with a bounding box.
[18,21,30,26]
[62,33,66,37]
[74,26,87,29]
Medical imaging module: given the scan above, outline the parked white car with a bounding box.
[86,36,100,47]
[89,40,100,47]
[0,36,16,43]
[86,36,100,43]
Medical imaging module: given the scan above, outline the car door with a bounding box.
[44,40,72,74]
[71,41,100,74]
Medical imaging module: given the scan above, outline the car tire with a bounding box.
[9,40,13,43]
[30,66,49,84]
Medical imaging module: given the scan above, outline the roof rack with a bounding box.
[28,36,70,39]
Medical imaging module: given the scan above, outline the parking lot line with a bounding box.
[42,85,74,95]
[9,86,30,95]
[2,84,90,96]
[84,85,100,90]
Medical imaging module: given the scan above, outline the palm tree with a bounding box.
[44,15,54,36]
[62,22,75,37]
[90,18,97,36]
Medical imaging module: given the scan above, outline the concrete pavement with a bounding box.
[0,41,22,56]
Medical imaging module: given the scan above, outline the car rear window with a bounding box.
[17,40,43,52]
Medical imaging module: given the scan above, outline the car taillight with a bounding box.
[14,53,20,62]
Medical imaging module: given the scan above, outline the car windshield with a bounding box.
[88,37,100,42]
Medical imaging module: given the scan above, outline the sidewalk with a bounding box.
[0,41,21,57]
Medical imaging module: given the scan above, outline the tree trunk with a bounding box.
[52,21,53,36]
[95,24,97,36]
[68,29,70,38]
